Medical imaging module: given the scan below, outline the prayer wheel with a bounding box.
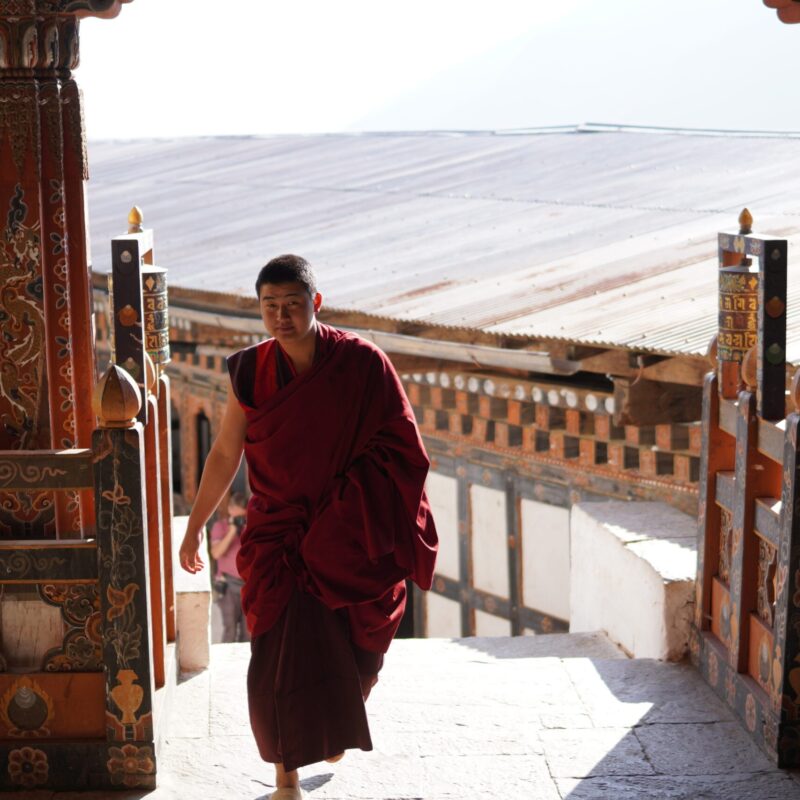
[141,266,171,368]
[108,265,170,372]
[717,258,758,399]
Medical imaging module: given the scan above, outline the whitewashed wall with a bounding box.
[520,499,571,621]
[470,484,509,598]
[421,467,573,638]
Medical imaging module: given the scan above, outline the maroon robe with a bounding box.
[227,323,438,770]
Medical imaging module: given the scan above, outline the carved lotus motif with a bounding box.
[107,743,154,788]
[8,746,48,789]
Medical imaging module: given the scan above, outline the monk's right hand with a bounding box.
[179,527,206,574]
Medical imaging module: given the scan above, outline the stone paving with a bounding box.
[29,632,800,800]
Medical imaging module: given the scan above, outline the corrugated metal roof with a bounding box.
[86,130,800,360]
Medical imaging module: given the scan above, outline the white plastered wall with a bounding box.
[426,472,459,581]
[520,499,570,621]
[470,484,509,598]
[569,501,696,661]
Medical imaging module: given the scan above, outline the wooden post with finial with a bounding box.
[116,205,175,662]
[110,207,152,425]
[717,209,758,400]
[158,373,177,643]
[694,212,795,767]
[755,219,787,422]
[771,367,800,765]
[143,351,167,689]
[694,334,736,637]
[92,363,157,789]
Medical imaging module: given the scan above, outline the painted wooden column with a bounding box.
[0,0,131,538]
[772,372,800,766]
[93,363,156,790]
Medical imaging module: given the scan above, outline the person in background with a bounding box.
[209,491,250,643]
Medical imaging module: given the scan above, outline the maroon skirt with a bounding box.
[247,588,384,772]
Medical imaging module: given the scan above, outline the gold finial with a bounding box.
[739,208,753,235]
[706,335,718,370]
[128,206,143,234]
[93,364,141,428]
[741,346,757,392]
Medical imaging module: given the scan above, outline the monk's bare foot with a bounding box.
[269,789,304,800]
[325,752,345,763]
[275,762,299,789]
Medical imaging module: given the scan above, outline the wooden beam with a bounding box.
[612,378,702,426]
[0,449,93,491]
[0,541,97,582]
[642,357,710,387]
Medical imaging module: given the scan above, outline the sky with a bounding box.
[78,0,800,139]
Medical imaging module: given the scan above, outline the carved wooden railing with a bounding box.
[0,212,175,792]
[693,210,800,767]
[109,208,176,691]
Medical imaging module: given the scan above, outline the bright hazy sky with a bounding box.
[79,0,799,139]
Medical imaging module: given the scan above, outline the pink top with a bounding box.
[210,518,243,579]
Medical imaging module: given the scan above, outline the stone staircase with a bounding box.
[36,633,800,799]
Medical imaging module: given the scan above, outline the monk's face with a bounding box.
[259,281,322,345]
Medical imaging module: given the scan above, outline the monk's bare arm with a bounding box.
[179,388,247,573]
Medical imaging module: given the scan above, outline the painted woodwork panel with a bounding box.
[39,76,78,537]
[747,613,774,695]
[0,581,101,672]
[710,577,731,648]
[519,498,570,621]
[758,418,784,464]
[425,472,459,581]
[756,239,786,422]
[158,375,176,643]
[719,397,737,437]
[754,497,781,549]
[61,77,97,536]
[715,471,735,512]
[144,395,165,690]
[110,236,147,424]
[695,373,736,632]
[0,672,104,739]
[693,227,798,767]
[693,631,775,763]
[728,391,782,672]
[0,541,96,583]
[0,449,93,491]
[469,484,509,599]
[93,424,155,747]
[0,170,54,538]
[0,596,62,670]
[773,413,800,766]
[0,740,156,792]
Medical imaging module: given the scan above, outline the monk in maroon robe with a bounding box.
[179,254,438,800]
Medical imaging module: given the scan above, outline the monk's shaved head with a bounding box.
[256,254,317,298]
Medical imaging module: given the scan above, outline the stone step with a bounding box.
[109,633,800,800]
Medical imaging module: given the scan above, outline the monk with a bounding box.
[179,254,438,800]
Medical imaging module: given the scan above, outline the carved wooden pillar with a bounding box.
[0,0,131,538]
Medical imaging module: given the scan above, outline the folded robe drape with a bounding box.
[227,323,438,770]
